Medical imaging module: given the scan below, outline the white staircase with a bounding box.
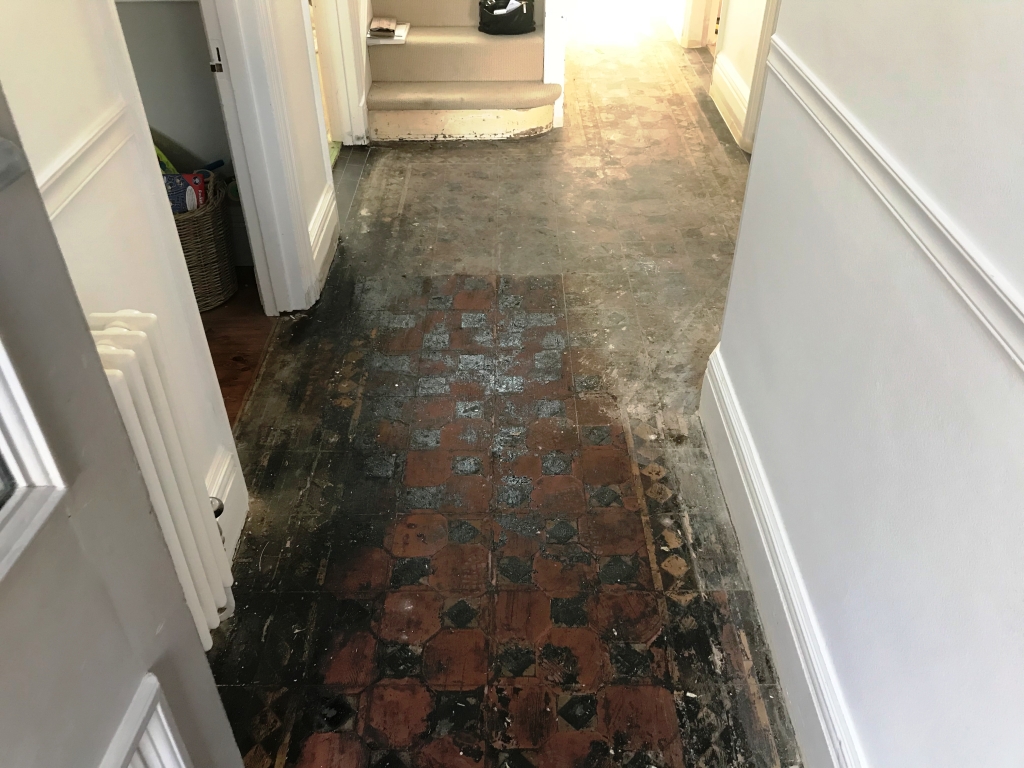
[367,0,560,140]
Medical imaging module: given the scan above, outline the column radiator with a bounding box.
[89,310,232,650]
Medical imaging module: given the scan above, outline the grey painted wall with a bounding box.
[116,1,233,172]
[709,0,1024,765]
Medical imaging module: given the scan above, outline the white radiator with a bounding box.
[89,310,232,650]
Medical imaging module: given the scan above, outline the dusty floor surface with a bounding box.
[210,31,802,768]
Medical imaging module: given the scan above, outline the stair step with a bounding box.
[370,0,545,28]
[368,81,561,111]
[369,27,544,83]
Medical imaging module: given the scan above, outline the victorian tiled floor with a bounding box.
[210,27,801,768]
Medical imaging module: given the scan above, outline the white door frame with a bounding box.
[313,0,370,145]
[197,0,340,313]
[666,0,720,48]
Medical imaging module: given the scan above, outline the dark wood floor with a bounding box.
[202,274,276,426]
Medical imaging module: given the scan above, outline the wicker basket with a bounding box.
[174,181,238,312]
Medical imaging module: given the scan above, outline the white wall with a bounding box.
[702,1,1024,767]
[116,2,233,171]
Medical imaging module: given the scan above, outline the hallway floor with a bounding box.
[210,30,801,768]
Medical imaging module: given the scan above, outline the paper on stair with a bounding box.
[493,0,522,14]
[367,22,410,45]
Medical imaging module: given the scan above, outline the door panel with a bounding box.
[0,87,242,768]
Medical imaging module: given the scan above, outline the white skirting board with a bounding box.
[699,346,867,768]
[205,445,247,560]
[709,53,752,151]
[309,182,341,291]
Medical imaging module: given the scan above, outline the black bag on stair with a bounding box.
[479,0,535,35]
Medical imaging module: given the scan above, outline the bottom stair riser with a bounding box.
[369,106,554,141]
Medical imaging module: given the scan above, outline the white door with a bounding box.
[0,0,250,562]
[0,92,241,768]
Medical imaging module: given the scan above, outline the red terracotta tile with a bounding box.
[322,631,377,692]
[423,629,488,690]
[415,737,484,768]
[407,397,455,427]
[378,589,443,644]
[428,543,490,595]
[539,628,610,690]
[580,447,633,486]
[437,474,491,517]
[511,452,544,480]
[380,327,424,353]
[491,589,552,644]
[389,514,449,557]
[524,376,573,400]
[486,678,558,749]
[362,680,432,749]
[596,686,680,754]
[531,476,586,516]
[294,732,367,768]
[527,419,580,453]
[533,548,597,597]
[537,732,612,768]
[376,421,410,451]
[490,517,542,559]
[574,395,620,426]
[325,548,390,598]
[449,379,487,399]
[405,451,453,487]
[591,591,663,643]
[453,288,495,311]
[578,510,647,556]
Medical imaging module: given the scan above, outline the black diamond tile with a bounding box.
[599,555,640,585]
[410,429,442,450]
[452,456,483,475]
[498,751,537,768]
[371,751,410,768]
[456,401,484,419]
[541,451,573,475]
[390,557,431,587]
[365,454,397,478]
[429,690,483,738]
[534,399,566,418]
[582,426,612,445]
[301,687,357,732]
[546,519,577,544]
[498,556,533,584]
[609,643,653,679]
[377,642,422,678]
[496,644,536,677]
[589,486,622,507]
[444,599,479,628]
[550,595,588,627]
[403,486,442,509]
[558,694,597,730]
[448,520,480,544]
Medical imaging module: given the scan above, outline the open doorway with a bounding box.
[114,0,351,427]
[115,0,278,427]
